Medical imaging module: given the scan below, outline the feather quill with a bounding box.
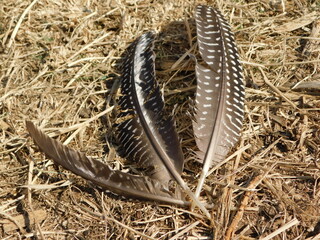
[115,32,210,218]
[194,6,245,197]
[26,121,188,205]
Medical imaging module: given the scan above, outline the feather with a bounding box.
[26,121,188,205]
[115,32,184,183]
[193,6,245,197]
[115,32,211,218]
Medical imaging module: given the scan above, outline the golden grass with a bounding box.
[1,0,320,239]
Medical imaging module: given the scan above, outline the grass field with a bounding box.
[1,0,320,239]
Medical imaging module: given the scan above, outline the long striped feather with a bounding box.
[194,6,245,197]
[26,121,188,205]
[115,32,210,218]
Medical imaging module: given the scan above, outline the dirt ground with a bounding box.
[1,0,320,239]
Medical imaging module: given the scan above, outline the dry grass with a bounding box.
[1,0,320,239]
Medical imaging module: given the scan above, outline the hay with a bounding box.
[1,0,319,239]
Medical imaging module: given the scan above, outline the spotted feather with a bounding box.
[115,31,184,183]
[194,5,245,197]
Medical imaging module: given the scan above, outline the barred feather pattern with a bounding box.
[115,32,184,183]
[194,6,245,196]
[26,121,188,205]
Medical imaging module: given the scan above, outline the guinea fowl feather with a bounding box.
[26,121,188,205]
[115,32,184,183]
[115,32,210,218]
[193,6,245,197]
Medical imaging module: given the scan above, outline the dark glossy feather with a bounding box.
[26,121,188,205]
[115,32,184,183]
[194,6,245,196]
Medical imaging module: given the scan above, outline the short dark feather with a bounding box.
[26,121,188,205]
